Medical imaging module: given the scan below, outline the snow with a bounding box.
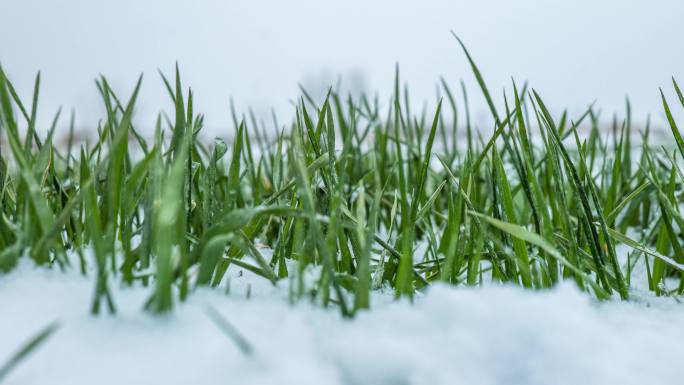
[2,259,684,385]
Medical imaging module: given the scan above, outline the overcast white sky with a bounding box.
[1,0,682,135]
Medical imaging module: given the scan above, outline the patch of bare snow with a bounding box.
[1,258,683,385]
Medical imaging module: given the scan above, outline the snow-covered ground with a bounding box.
[1,258,683,385]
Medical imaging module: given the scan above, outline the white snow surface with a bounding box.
[1,259,684,385]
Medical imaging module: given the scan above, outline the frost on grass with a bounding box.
[1,258,683,385]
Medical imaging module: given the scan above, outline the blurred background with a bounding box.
[1,0,682,137]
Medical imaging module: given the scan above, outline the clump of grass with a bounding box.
[1,39,684,318]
